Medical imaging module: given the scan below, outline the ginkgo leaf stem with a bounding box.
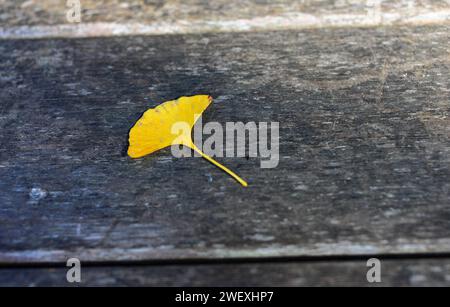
[189,143,248,187]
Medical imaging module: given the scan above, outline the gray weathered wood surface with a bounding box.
[1,0,450,39]
[2,258,450,286]
[1,25,450,265]
[1,0,448,26]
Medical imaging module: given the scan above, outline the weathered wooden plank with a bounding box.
[1,0,450,39]
[1,258,450,286]
[2,0,450,26]
[1,25,450,263]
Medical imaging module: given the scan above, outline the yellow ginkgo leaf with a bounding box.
[128,95,248,187]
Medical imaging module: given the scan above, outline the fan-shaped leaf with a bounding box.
[128,95,248,187]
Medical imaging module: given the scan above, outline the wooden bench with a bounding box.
[1,0,450,286]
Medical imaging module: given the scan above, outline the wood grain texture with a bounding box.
[2,0,450,26]
[1,25,450,264]
[1,258,450,286]
[1,1,450,39]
